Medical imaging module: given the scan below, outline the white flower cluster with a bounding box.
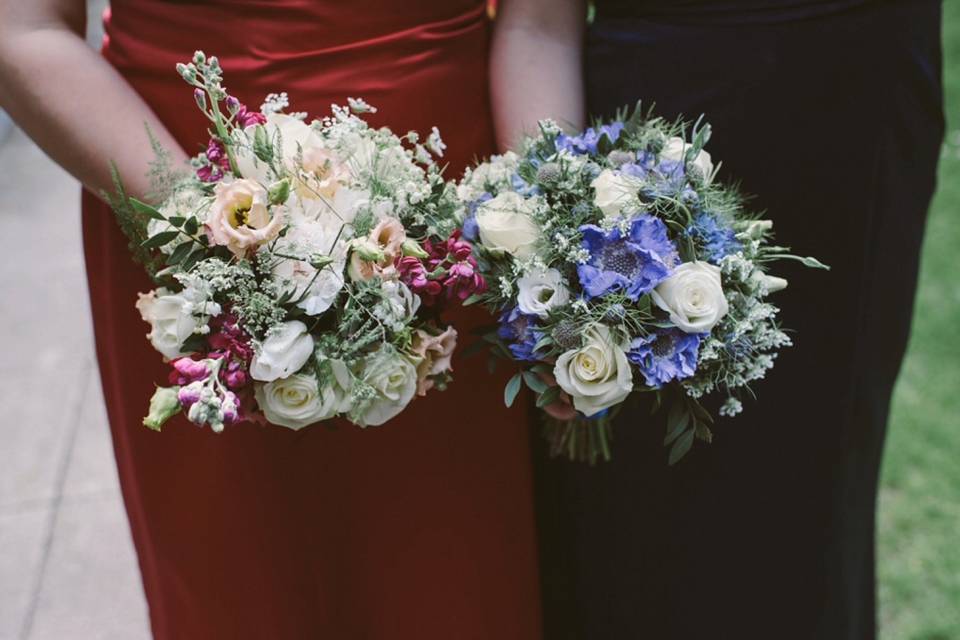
[131,60,467,434]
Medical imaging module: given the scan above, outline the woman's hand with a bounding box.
[0,0,187,199]
[489,0,587,152]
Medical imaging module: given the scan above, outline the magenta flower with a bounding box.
[443,259,486,301]
[170,357,211,385]
[236,104,267,128]
[177,381,205,408]
[424,230,487,302]
[397,256,443,305]
[197,139,231,183]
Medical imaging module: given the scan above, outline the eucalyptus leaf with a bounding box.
[536,385,562,408]
[504,373,523,408]
[522,371,548,394]
[663,404,691,446]
[668,428,695,465]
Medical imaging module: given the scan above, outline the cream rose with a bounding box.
[517,268,570,318]
[135,289,200,360]
[206,179,283,258]
[355,346,418,427]
[554,325,633,417]
[591,169,641,219]
[235,113,323,185]
[661,136,714,183]
[250,320,315,382]
[651,262,729,333]
[409,327,458,396]
[254,369,348,430]
[475,191,540,259]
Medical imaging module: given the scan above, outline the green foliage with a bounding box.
[878,4,960,637]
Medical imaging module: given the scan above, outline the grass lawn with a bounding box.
[877,2,960,638]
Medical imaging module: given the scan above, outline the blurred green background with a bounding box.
[877,2,960,638]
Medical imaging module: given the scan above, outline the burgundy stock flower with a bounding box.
[197,139,231,183]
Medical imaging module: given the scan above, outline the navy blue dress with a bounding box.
[532,1,944,638]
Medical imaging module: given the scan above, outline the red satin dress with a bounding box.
[82,2,541,638]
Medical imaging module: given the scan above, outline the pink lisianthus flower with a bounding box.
[410,326,458,396]
[396,256,443,305]
[197,139,231,183]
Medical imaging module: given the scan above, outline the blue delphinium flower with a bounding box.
[497,307,544,362]
[556,122,625,156]
[687,212,742,264]
[462,192,493,242]
[627,329,702,388]
[511,172,541,197]
[577,215,679,300]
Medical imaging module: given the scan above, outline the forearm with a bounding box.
[490,0,587,152]
[0,11,186,200]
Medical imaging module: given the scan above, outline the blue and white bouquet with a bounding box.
[457,105,827,463]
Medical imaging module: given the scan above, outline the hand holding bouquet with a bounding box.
[457,105,827,463]
[110,52,484,433]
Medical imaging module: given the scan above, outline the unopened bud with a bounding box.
[268,178,291,205]
[353,240,385,263]
[310,254,335,269]
[401,239,429,259]
[143,386,181,432]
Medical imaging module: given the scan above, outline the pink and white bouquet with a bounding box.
[110,52,484,432]
[457,105,827,463]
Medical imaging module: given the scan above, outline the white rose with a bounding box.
[591,169,641,219]
[235,113,322,185]
[475,191,541,259]
[517,268,570,318]
[554,325,633,417]
[254,366,350,430]
[661,136,714,183]
[135,289,201,360]
[355,346,418,427]
[270,218,348,315]
[250,320,315,382]
[651,262,729,333]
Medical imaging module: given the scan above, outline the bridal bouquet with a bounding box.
[457,105,826,463]
[110,52,483,433]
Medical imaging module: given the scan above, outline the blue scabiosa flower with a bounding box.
[556,122,625,156]
[687,212,742,264]
[577,215,679,300]
[497,307,544,362]
[627,329,702,388]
